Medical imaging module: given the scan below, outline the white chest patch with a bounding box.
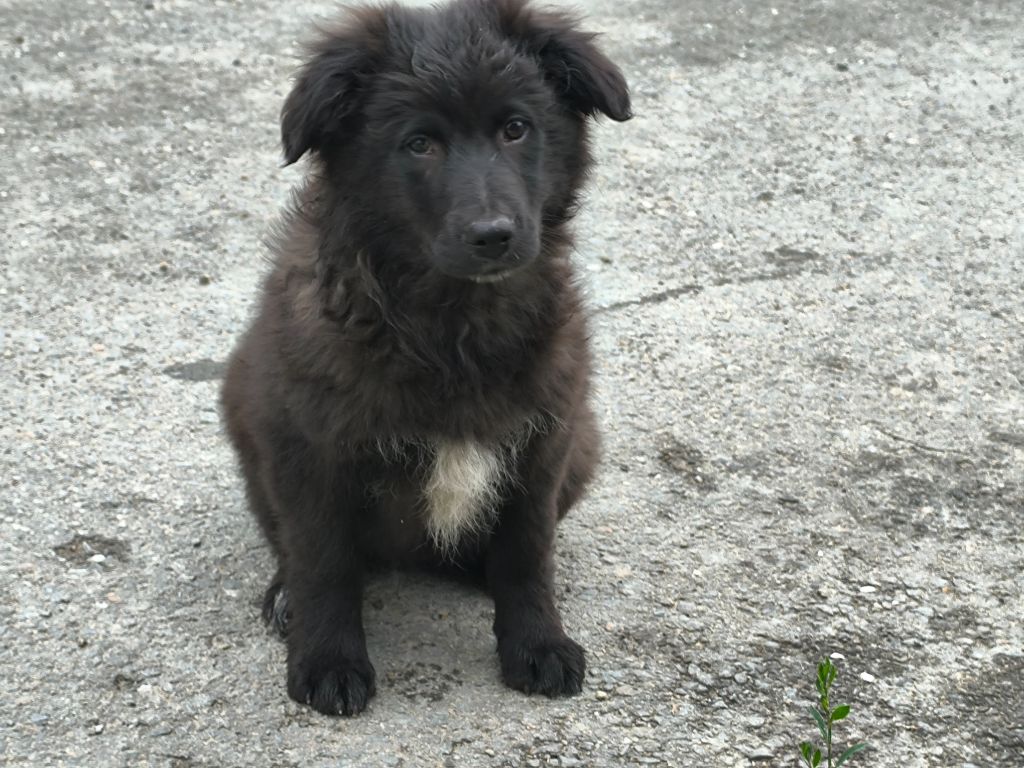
[423,439,506,553]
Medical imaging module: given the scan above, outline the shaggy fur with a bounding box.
[220,0,630,716]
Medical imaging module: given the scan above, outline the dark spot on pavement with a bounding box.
[885,366,938,392]
[657,438,718,492]
[843,448,906,480]
[814,354,852,372]
[163,359,226,382]
[54,534,130,566]
[988,430,1024,449]
[842,449,1024,540]
[112,672,137,691]
[765,245,821,268]
[707,246,827,287]
[928,605,983,641]
[388,662,462,703]
[947,654,1024,755]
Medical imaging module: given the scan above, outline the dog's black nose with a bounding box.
[463,217,514,259]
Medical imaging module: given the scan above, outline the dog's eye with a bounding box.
[502,119,529,143]
[406,136,434,155]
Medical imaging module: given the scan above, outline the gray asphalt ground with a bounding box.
[2,0,1022,765]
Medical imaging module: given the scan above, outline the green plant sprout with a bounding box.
[798,657,868,768]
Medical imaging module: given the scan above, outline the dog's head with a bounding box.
[280,0,630,283]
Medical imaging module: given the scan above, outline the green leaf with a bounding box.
[809,706,828,741]
[835,743,868,766]
[817,659,837,696]
[812,748,822,767]
[831,704,851,722]
[800,742,813,765]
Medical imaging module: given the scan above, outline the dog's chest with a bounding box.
[421,439,506,551]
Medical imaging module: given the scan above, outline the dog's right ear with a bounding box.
[492,0,631,122]
[280,9,387,165]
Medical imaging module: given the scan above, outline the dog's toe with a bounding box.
[498,633,586,697]
[287,651,376,716]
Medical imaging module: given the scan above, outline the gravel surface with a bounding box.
[2,0,1022,766]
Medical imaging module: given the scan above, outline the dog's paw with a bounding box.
[261,579,291,638]
[287,649,376,716]
[498,633,586,697]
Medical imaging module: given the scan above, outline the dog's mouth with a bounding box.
[467,268,519,284]
[433,249,534,284]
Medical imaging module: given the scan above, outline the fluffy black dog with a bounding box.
[221,0,630,715]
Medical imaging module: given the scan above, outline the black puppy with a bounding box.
[221,0,630,716]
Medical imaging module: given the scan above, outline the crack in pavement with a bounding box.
[596,284,703,314]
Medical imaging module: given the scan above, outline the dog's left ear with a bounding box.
[498,0,632,122]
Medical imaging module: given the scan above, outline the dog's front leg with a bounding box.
[486,433,586,697]
[266,431,375,716]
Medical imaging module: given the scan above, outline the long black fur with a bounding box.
[221,0,630,715]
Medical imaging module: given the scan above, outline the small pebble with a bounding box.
[687,663,715,687]
[746,745,774,760]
